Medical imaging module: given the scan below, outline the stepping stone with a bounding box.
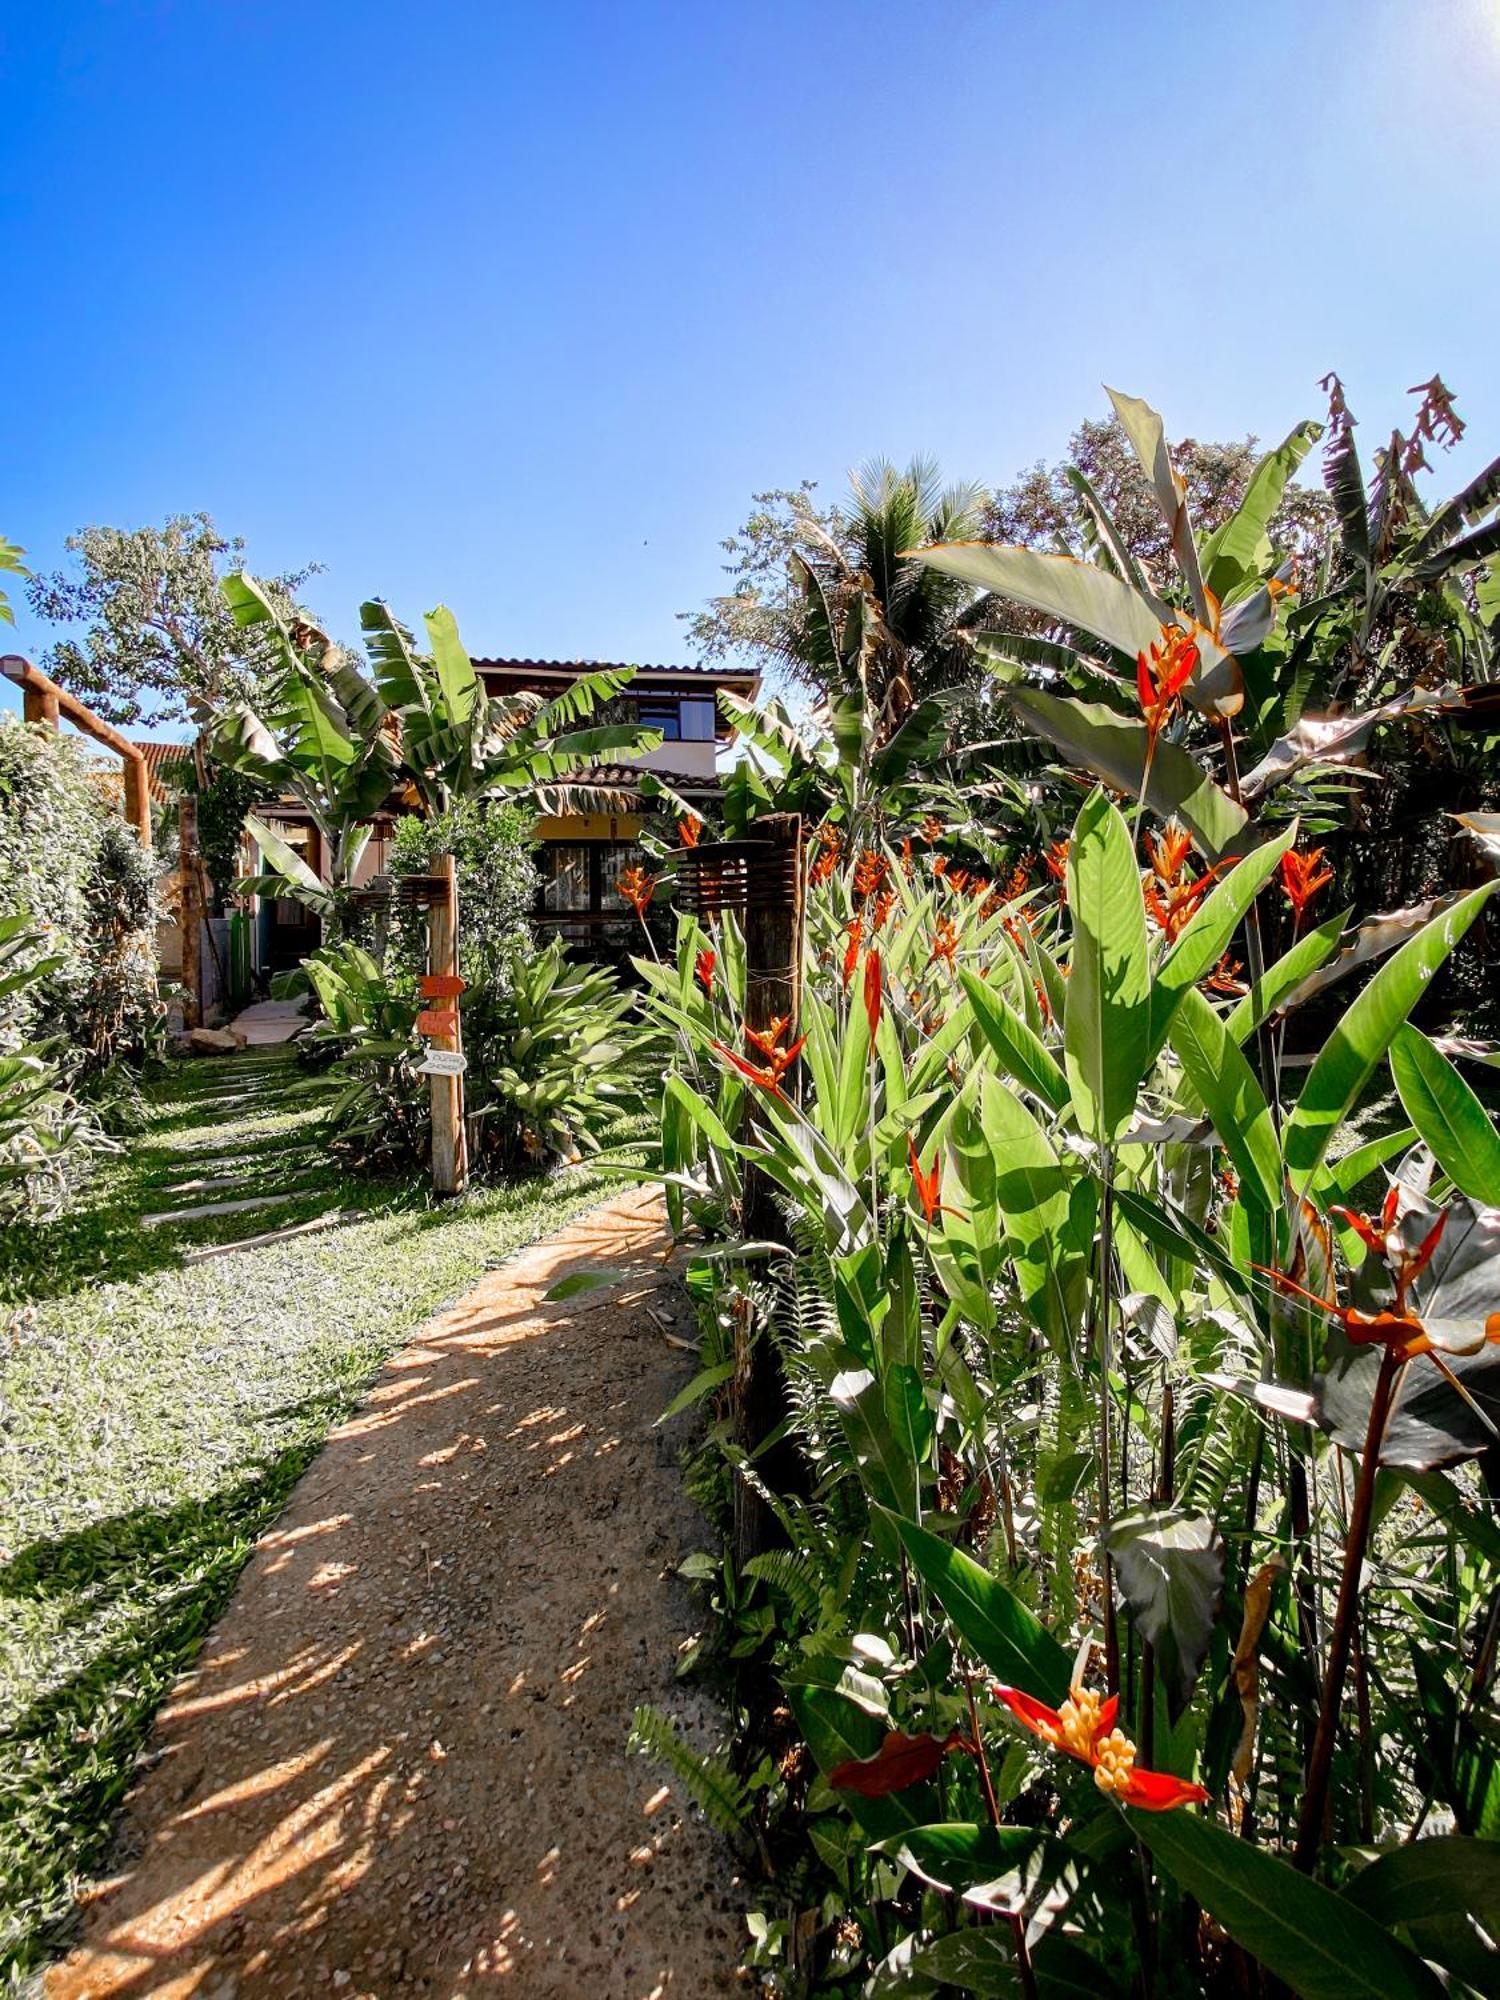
[157,1166,324,1198]
[181,1209,362,1263]
[142,1190,316,1229]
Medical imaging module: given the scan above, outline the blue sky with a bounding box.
[5,0,1500,734]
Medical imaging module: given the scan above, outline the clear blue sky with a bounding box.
[5,0,1500,732]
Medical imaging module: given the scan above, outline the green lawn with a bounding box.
[0,1044,638,1984]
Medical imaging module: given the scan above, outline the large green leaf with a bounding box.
[1064,789,1151,1144]
[885,1511,1071,1703]
[1389,1024,1500,1205]
[913,542,1164,657]
[242,813,333,911]
[958,967,1069,1114]
[1103,1504,1224,1717]
[422,604,482,729]
[1324,424,1371,567]
[977,1072,1089,1358]
[1342,1835,1500,1990]
[1283,882,1497,1193]
[1106,387,1210,625]
[1134,1809,1445,2000]
[1168,987,1283,1212]
[1007,691,1247,861]
[1201,420,1323,600]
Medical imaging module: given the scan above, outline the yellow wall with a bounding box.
[533,813,644,842]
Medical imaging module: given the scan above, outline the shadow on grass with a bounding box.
[0,1433,333,1979]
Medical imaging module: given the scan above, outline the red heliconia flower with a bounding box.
[932,854,948,879]
[927,917,960,970]
[809,823,844,887]
[678,813,703,849]
[1143,862,1228,944]
[713,1018,806,1103]
[694,946,716,995]
[863,950,883,1038]
[994,1683,1208,1812]
[1280,846,1334,923]
[617,864,659,920]
[900,834,914,868]
[853,850,889,902]
[841,917,864,992]
[919,814,943,846]
[1136,623,1200,753]
[908,1136,961,1226]
[1205,952,1247,996]
[1148,822,1193,887]
[871,887,897,933]
[945,867,971,896]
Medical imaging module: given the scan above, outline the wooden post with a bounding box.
[733,813,804,1570]
[23,683,60,727]
[428,850,468,1196]
[179,795,202,1027]
[3,656,151,851]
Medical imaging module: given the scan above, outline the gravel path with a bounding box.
[48,1187,745,1997]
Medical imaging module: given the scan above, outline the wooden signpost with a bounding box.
[424,852,468,1196]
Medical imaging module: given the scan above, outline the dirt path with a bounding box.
[48,1188,745,1998]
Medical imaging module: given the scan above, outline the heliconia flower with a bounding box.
[1003,858,1032,899]
[908,1136,960,1225]
[678,813,702,849]
[712,1020,806,1102]
[1043,839,1070,882]
[1147,822,1193,887]
[901,835,914,867]
[871,887,897,932]
[745,1014,796,1065]
[1136,623,1200,753]
[863,950,883,1038]
[919,814,944,846]
[1280,846,1334,922]
[694,947,716,995]
[945,867,971,896]
[842,918,864,992]
[1205,952,1247,996]
[617,864,660,920]
[927,917,960,970]
[810,824,844,886]
[994,1683,1208,1812]
[1143,863,1227,944]
[853,850,889,902]
[932,854,947,878]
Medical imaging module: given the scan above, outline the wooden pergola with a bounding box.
[2,653,153,851]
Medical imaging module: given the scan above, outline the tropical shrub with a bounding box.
[630,388,1500,1996]
[0,914,106,1224]
[0,717,161,1082]
[386,800,536,984]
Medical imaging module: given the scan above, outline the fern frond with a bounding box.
[627,1704,749,1837]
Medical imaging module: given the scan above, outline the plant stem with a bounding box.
[1096,1151,1120,1695]
[965,1667,1002,1831]
[1293,1346,1402,1870]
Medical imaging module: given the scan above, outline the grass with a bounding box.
[0,1043,641,1985]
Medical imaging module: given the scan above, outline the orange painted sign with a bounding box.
[419,973,466,999]
[416,1008,459,1037]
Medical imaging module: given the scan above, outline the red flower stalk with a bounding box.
[908,1136,960,1225]
[1280,846,1334,924]
[919,814,943,846]
[841,918,863,992]
[1136,623,1200,754]
[994,1683,1208,1812]
[863,950,883,1038]
[678,813,702,849]
[870,887,897,932]
[944,867,971,896]
[713,1018,806,1102]
[809,824,843,887]
[694,947,716,995]
[900,835,914,868]
[1205,952,1247,996]
[617,864,659,920]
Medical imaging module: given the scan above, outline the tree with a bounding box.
[682,458,994,718]
[987,414,1331,590]
[25,513,319,726]
[0,536,26,625]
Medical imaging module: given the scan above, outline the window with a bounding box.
[680,697,716,742]
[637,696,680,741]
[600,843,645,908]
[541,844,592,912]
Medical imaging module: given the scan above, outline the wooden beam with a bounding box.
[427,850,468,1196]
[2,654,152,850]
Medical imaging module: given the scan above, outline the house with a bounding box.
[471,657,758,956]
[238,654,759,976]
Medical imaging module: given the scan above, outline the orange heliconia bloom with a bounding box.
[853,850,889,902]
[1205,952,1247,996]
[1003,859,1033,900]
[901,835,914,868]
[1280,847,1334,923]
[694,947,716,995]
[907,1137,961,1225]
[809,824,844,887]
[1143,864,1226,944]
[995,1684,1208,1812]
[841,918,864,992]
[1044,838,1071,903]
[714,1017,805,1103]
[919,814,943,846]
[932,854,948,879]
[1148,822,1194,887]
[944,867,971,896]
[678,813,703,849]
[617,864,659,920]
[1136,623,1200,752]
[928,917,960,970]
[863,951,883,1038]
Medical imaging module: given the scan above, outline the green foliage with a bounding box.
[627,1705,752,1837]
[388,800,536,983]
[25,512,318,726]
[0,718,162,1083]
[0,914,105,1222]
